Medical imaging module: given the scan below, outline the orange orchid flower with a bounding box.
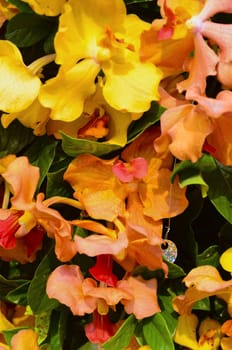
[141,0,232,100]
[46,264,160,321]
[0,156,85,262]
[64,126,188,274]
[155,90,232,165]
[173,265,232,316]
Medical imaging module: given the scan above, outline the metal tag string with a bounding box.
[161,158,178,263]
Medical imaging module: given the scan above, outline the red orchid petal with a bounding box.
[24,225,44,257]
[0,210,22,249]
[89,254,118,287]
[85,310,116,344]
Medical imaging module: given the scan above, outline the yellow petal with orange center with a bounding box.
[55,0,126,69]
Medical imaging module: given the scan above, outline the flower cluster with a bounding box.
[0,0,232,349]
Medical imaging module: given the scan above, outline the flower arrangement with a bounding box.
[0,0,232,349]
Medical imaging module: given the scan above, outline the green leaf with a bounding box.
[164,260,186,279]
[46,310,68,350]
[35,312,51,345]
[61,132,121,157]
[193,298,210,311]
[198,155,232,224]
[46,169,73,198]
[0,274,28,299]
[197,245,221,267]
[23,136,58,188]
[6,281,30,305]
[158,293,178,336]
[5,13,54,47]
[172,161,208,197]
[143,313,175,350]
[102,315,137,350]
[127,102,164,142]
[3,327,28,346]
[0,120,35,157]
[78,342,98,350]
[27,248,60,313]
[219,223,232,250]
[6,0,32,12]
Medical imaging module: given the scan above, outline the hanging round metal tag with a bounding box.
[161,239,178,263]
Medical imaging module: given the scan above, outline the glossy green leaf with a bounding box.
[127,102,164,142]
[23,136,58,188]
[47,310,68,350]
[164,260,186,279]
[193,297,210,311]
[78,342,98,350]
[143,313,175,350]
[27,248,60,313]
[0,274,28,299]
[0,120,35,157]
[61,132,121,157]
[46,169,73,198]
[6,0,32,12]
[6,281,30,305]
[172,161,208,197]
[36,311,51,345]
[102,315,137,350]
[3,327,28,346]
[196,245,221,267]
[198,155,232,224]
[158,293,178,336]
[5,13,54,47]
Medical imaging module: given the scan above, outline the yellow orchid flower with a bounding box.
[47,80,141,146]
[174,314,222,350]
[21,0,66,16]
[39,0,162,121]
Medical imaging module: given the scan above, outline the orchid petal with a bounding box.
[202,21,232,62]
[155,104,213,162]
[177,32,218,98]
[75,231,128,257]
[174,314,199,350]
[2,157,39,209]
[54,0,126,69]
[39,60,99,122]
[21,0,66,16]
[103,58,162,113]
[64,154,126,221]
[1,99,50,136]
[118,276,160,319]
[46,265,97,315]
[11,329,40,350]
[0,41,41,113]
